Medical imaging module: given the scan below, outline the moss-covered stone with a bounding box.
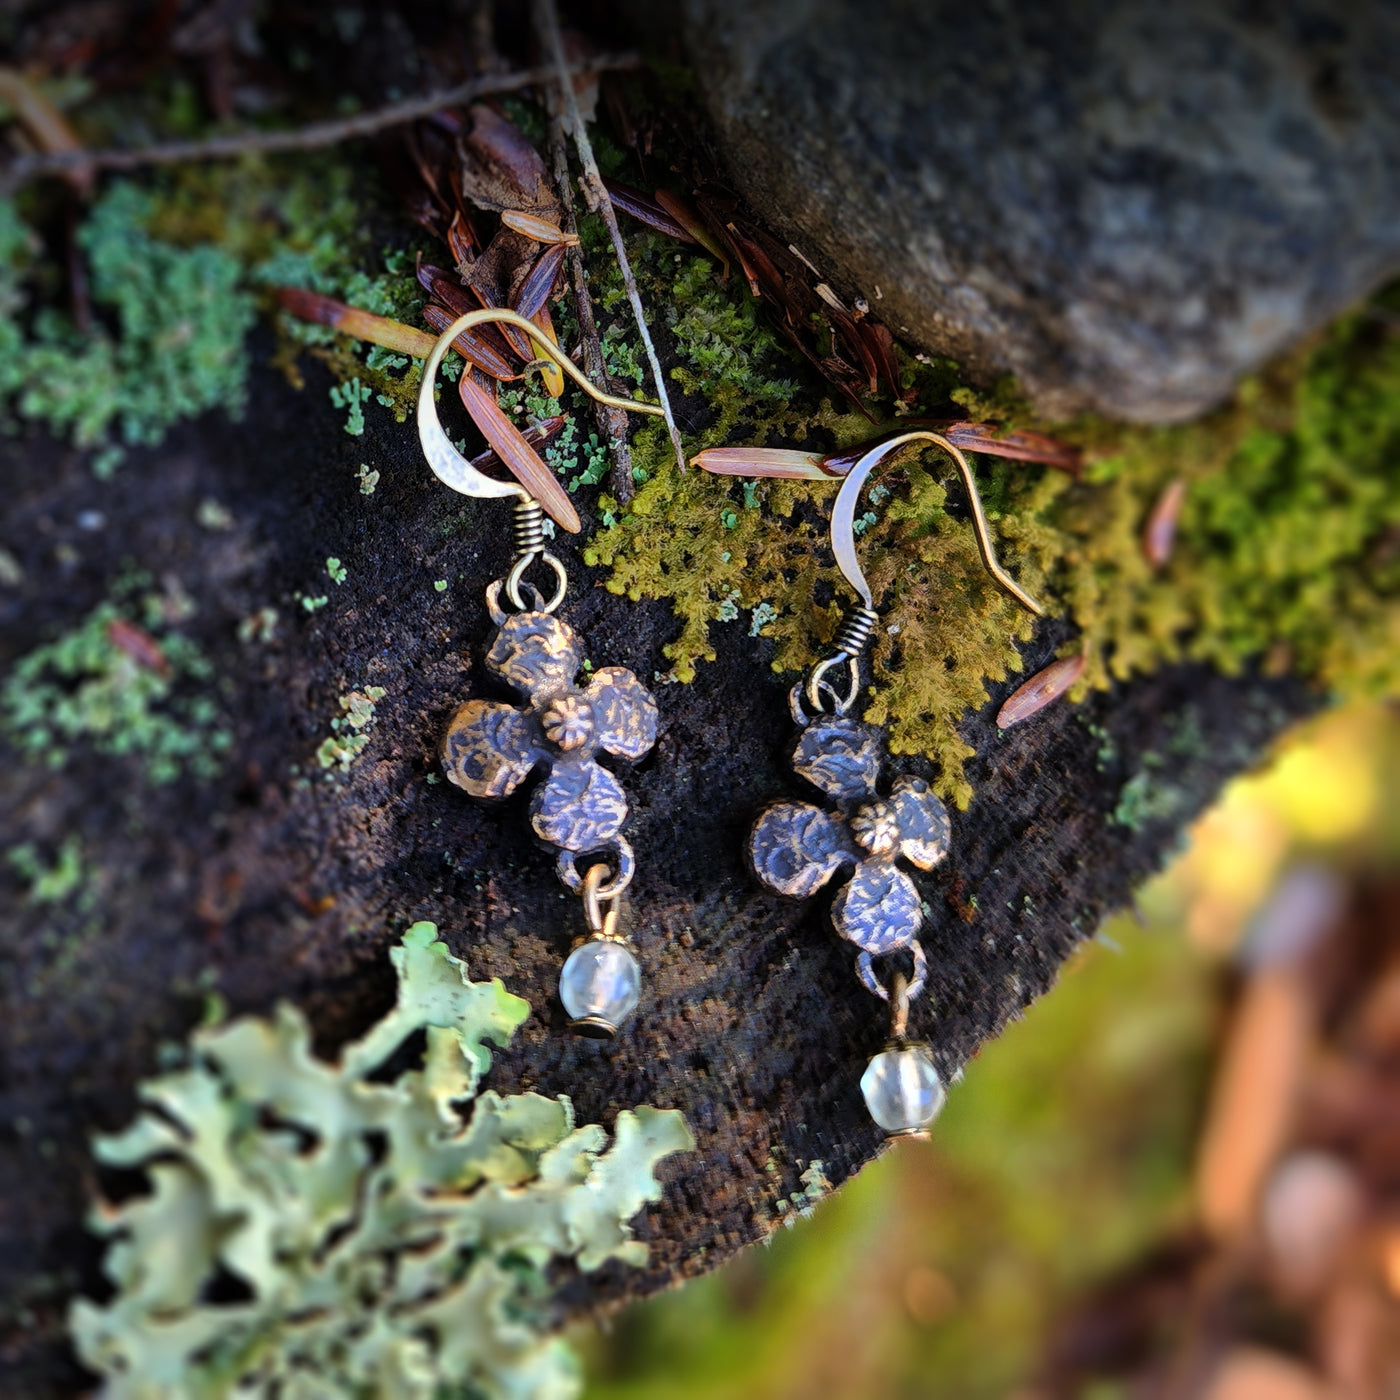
[584,226,1400,805]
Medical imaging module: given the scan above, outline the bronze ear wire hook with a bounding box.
[830,429,1046,619]
[802,430,1044,717]
[417,306,664,504]
[418,309,667,1038]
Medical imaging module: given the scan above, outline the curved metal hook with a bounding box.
[416,307,665,501]
[831,431,1045,617]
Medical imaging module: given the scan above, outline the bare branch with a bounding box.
[0,54,638,195]
[545,111,636,502]
[530,0,687,479]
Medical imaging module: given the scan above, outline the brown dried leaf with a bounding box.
[1144,477,1188,568]
[602,178,695,242]
[654,190,730,274]
[107,618,170,677]
[996,652,1087,728]
[457,374,580,533]
[273,287,437,359]
[0,67,92,195]
[447,211,479,270]
[511,245,568,322]
[500,209,578,245]
[858,321,904,400]
[695,447,831,479]
[469,414,568,478]
[458,102,556,215]
[420,302,521,383]
[820,423,1083,477]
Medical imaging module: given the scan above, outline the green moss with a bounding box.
[70,922,694,1400]
[0,150,425,465]
[1,584,233,784]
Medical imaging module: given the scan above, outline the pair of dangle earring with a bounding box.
[416,314,1045,1123]
[417,309,664,1037]
[743,432,1045,1137]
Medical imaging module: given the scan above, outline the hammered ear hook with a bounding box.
[417,307,666,612]
[831,430,1046,617]
[416,306,664,502]
[805,430,1045,716]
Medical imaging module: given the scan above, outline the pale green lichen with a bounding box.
[1,586,232,783]
[0,151,416,467]
[4,183,256,472]
[70,922,694,1400]
[316,685,387,771]
[6,835,87,905]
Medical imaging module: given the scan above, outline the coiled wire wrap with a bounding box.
[802,603,880,715]
[503,497,568,613]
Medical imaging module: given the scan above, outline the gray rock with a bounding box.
[653,0,1400,421]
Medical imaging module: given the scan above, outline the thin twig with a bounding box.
[530,0,687,478]
[0,54,638,195]
[545,113,636,502]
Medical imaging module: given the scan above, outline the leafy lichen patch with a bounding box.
[3,183,255,473]
[316,685,388,772]
[70,922,694,1400]
[1,581,232,784]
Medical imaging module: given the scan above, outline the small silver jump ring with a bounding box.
[856,942,927,1004]
[556,838,635,898]
[803,653,861,716]
[504,550,568,614]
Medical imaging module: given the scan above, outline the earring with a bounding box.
[417,309,664,1038]
[743,432,1045,1136]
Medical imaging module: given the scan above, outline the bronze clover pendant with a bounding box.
[441,598,657,876]
[749,714,950,989]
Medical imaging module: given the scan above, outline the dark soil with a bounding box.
[0,343,1317,1395]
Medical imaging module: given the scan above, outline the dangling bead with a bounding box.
[559,940,641,1037]
[860,1046,945,1136]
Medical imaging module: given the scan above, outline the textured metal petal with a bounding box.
[749,801,855,898]
[790,716,882,803]
[830,860,922,954]
[585,666,659,761]
[530,758,628,852]
[441,699,540,798]
[485,610,582,701]
[889,775,951,870]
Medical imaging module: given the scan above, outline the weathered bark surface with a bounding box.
[644,0,1400,422]
[0,349,1316,1394]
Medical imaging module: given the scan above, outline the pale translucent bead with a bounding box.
[559,940,640,1032]
[860,1046,945,1134]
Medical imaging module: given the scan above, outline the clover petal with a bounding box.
[585,667,658,761]
[442,699,542,798]
[830,861,922,955]
[485,610,582,701]
[530,758,628,852]
[749,800,855,898]
[889,775,951,870]
[790,716,882,803]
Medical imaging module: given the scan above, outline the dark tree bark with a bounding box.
[0,347,1316,1394]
